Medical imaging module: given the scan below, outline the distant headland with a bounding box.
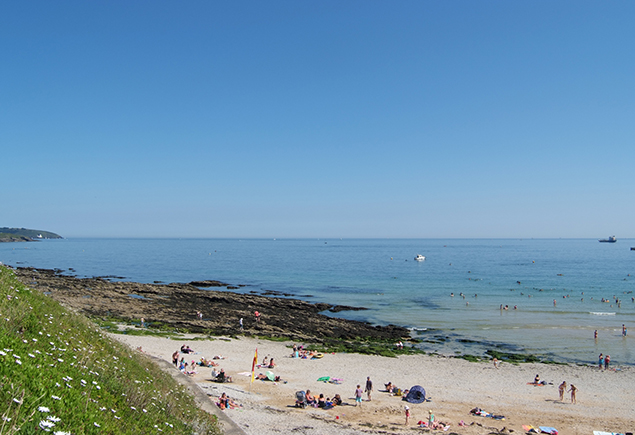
[0,227,62,242]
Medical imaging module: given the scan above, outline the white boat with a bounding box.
[414,254,426,261]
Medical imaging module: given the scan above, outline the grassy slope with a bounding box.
[0,266,221,435]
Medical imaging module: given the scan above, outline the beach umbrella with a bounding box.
[405,385,426,404]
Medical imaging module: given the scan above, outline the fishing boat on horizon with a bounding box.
[599,236,616,243]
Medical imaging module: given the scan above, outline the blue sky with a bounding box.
[1,1,633,238]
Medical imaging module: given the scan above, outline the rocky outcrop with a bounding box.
[13,267,410,343]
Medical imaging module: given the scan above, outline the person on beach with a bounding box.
[239,317,243,330]
[623,324,627,336]
[268,358,275,368]
[305,390,316,406]
[594,330,598,339]
[569,384,577,404]
[404,405,410,425]
[354,385,363,406]
[365,376,373,401]
[172,351,179,366]
[428,410,435,427]
[533,374,541,384]
[598,353,604,369]
[254,311,261,322]
[558,381,567,401]
[140,317,145,328]
[332,394,342,406]
[492,357,499,369]
[604,354,610,370]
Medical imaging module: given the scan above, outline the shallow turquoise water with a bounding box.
[2,238,633,364]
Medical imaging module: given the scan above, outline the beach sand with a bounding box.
[112,333,634,435]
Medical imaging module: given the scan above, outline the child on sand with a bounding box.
[354,385,363,406]
[404,405,410,425]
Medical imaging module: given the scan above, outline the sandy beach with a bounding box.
[112,332,635,435]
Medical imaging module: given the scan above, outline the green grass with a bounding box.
[0,266,221,435]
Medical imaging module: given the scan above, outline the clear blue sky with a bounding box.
[1,1,633,238]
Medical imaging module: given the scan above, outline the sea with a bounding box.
[1,238,633,365]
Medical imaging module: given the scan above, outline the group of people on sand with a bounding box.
[217,392,241,410]
[290,343,321,359]
[258,356,276,368]
[558,381,577,404]
[211,367,233,383]
[171,345,230,380]
[304,389,343,409]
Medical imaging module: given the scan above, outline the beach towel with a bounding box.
[522,425,539,433]
[329,377,343,384]
[317,376,330,382]
[266,371,275,381]
[539,426,558,435]
[593,432,625,435]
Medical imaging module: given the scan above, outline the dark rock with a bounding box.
[14,267,410,344]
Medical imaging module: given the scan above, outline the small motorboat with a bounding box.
[414,254,426,261]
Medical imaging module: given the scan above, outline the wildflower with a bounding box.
[22,339,28,343]
[96,386,101,390]
[13,398,22,404]
[143,409,147,413]
[47,415,61,422]
[2,416,11,421]
[51,395,61,400]
[55,382,61,387]
[13,354,20,359]
[28,353,35,358]
[15,359,22,365]
[114,415,121,420]
[0,350,6,356]
[54,431,71,435]
[39,419,55,430]
[38,406,51,412]
[32,338,38,342]
[58,358,64,362]
[94,422,100,427]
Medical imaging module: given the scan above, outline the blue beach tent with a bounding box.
[404,385,426,403]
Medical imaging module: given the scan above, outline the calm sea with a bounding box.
[1,238,633,365]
